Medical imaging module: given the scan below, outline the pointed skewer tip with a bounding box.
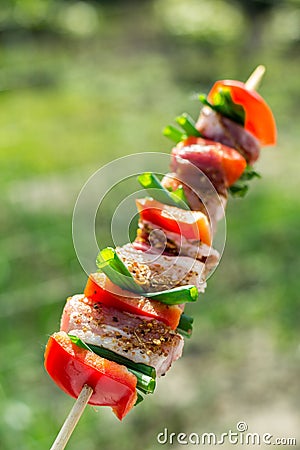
[245,65,266,91]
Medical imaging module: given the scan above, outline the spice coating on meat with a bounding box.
[61,294,184,377]
[136,220,219,273]
[116,243,207,293]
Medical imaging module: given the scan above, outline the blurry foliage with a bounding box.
[0,0,102,37]
[155,0,245,43]
[0,1,300,449]
[0,0,299,47]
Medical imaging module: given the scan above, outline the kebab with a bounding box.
[45,66,277,449]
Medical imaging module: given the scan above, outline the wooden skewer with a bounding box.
[245,64,266,91]
[49,64,266,450]
[50,385,93,450]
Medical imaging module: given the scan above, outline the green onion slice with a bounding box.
[169,185,189,206]
[229,183,249,198]
[144,285,198,305]
[87,342,156,378]
[239,165,261,181]
[163,125,187,143]
[128,369,156,395]
[96,247,144,294]
[229,165,261,198]
[177,313,194,338]
[199,89,245,126]
[135,392,144,405]
[137,172,189,210]
[175,113,202,137]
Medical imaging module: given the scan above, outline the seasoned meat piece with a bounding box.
[116,243,207,293]
[61,294,184,377]
[136,220,219,273]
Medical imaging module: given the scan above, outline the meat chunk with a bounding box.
[116,243,207,293]
[196,106,260,164]
[135,220,219,273]
[61,294,184,377]
[167,143,229,232]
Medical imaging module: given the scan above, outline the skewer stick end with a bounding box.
[245,65,266,91]
[50,385,93,450]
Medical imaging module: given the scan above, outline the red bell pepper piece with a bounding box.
[44,331,137,420]
[207,80,277,146]
[136,197,212,246]
[84,273,182,330]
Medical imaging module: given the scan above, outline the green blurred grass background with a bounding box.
[1,1,300,449]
